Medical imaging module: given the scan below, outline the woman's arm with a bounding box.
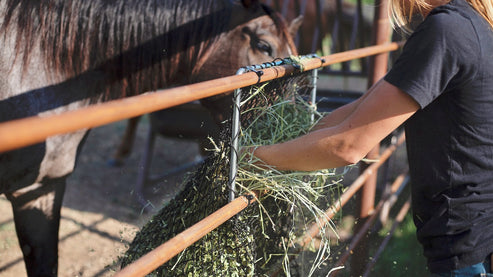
[253,79,419,171]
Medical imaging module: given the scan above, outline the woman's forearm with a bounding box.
[253,126,359,171]
[252,80,419,172]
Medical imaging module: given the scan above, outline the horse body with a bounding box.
[0,0,298,275]
[0,25,92,193]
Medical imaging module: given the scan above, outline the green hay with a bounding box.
[121,72,346,276]
[235,85,343,276]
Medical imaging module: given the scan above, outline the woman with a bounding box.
[251,0,493,275]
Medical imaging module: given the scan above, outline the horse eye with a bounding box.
[256,40,273,57]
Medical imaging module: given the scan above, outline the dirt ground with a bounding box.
[0,118,202,277]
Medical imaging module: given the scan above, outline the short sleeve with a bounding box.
[384,9,480,109]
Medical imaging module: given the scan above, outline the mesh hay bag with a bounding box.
[121,65,346,276]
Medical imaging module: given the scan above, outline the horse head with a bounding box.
[192,0,303,122]
[193,0,301,82]
[111,0,303,168]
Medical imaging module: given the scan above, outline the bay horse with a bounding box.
[0,0,299,276]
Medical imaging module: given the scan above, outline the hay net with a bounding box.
[121,57,346,276]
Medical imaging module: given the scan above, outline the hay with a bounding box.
[121,70,346,276]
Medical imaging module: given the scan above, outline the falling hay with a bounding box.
[121,70,347,276]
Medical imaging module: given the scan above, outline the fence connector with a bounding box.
[310,68,318,123]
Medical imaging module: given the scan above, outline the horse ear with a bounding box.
[289,15,304,38]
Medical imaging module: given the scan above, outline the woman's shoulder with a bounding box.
[429,0,483,27]
[416,1,479,44]
[428,2,472,24]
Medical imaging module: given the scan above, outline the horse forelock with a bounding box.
[260,4,298,56]
[1,0,234,100]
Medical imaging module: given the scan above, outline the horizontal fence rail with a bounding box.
[0,42,402,153]
[114,193,258,277]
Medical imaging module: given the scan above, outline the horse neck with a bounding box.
[0,0,233,100]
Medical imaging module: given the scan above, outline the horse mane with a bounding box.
[261,4,298,57]
[1,1,293,101]
[1,0,234,100]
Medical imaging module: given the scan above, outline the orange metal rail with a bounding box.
[0,42,402,153]
[114,193,257,277]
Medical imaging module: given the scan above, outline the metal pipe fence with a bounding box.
[331,170,409,276]
[0,42,402,153]
[0,42,406,277]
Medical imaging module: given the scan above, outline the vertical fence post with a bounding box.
[229,68,246,202]
[351,0,391,275]
[310,68,318,123]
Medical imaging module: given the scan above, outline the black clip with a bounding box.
[310,53,326,65]
[252,69,264,84]
[244,194,255,205]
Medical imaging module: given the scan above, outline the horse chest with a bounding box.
[0,75,93,193]
[0,122,88,195]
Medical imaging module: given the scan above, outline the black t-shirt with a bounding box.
[384,0,493,273]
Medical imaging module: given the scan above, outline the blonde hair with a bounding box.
[468,0,493,28]
[389,0,493,33]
